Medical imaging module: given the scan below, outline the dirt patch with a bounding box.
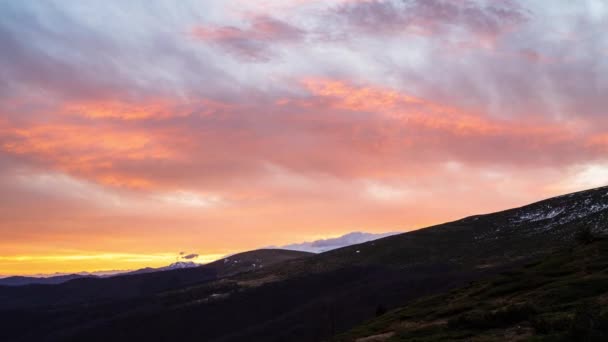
[397,319,447,330]
[355,331,395,342]
[237,274,281,287]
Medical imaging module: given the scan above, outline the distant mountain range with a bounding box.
[0,261,203,287]
[1,186,607,341]
[118,261,202,276]
[1,232,399,286]
[0,273,94,287]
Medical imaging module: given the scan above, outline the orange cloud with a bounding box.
[63,100,170,120]
[61,98,221,120]
[300,77,422,111]
[587,134,608,150]
[1,123,175,189]
[299,77,572,140]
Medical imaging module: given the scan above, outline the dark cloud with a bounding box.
[181,253,199,260]
[330,0,528,38]
[192,16,305,62]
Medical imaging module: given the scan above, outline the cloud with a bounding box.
[0,121,173,189]
[157,191,222,208]
[279,231,402,253]
[329,0,528,43]
[181,253,199,260]
[0,1,229,103]
[192,15,305,61]
[364,181,410,202]
[551,163,608,193]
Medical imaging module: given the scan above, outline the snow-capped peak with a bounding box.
[161,261,200,270]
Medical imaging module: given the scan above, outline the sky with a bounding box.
[1,0,607,276]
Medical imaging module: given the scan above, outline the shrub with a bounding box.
[567,301,608,341]
[447,304,536,330]
[375,304,387,317]
[531,313,572,334]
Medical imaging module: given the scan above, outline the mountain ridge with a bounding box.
[0,261,203,287]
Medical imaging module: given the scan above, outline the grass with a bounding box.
[335,238,608,341]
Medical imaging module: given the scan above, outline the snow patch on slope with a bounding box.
[475,187,608,241]
[515,207,564,223]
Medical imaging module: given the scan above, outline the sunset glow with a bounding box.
[1,0,607,276]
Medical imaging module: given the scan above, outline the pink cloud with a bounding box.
[1,76,605,195]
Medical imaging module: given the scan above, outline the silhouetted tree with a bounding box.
[376,304,387,317]
[575,226,595,245]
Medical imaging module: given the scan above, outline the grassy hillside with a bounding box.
[337,238,608,341]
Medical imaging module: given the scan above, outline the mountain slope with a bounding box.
[205,248,314,277]
[337,238,608,341]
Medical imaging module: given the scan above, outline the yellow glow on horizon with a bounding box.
[0,252,228,277]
